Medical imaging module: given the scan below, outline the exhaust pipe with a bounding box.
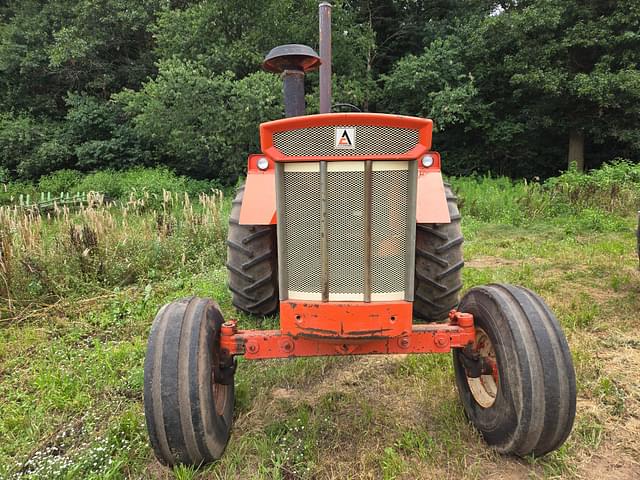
[263,44,320,118]
[319,2,332,114]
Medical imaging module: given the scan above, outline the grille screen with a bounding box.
[372,170,408,294]
[281,161,411,301]
[283,167,322,296]
[327,169,365,295]
[273,125,419,157]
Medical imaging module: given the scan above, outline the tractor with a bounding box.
[143,2,576,467]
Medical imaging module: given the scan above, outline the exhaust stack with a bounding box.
[263,44,320,118]
[319,2,332,114]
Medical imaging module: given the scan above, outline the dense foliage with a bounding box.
[1,0,638,184]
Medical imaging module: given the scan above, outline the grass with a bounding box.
[0,163,639,479]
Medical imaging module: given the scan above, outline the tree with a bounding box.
[476,0,640,171]
[0,0,164,116]
[116,60,283,183]
[383,0,640,176]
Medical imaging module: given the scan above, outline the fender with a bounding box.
[416,152,451,224]
[239,154,277,225]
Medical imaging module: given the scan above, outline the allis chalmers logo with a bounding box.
[334,127,356,149]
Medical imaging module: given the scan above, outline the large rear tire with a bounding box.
[226,184,278,316]
[453,284,576,457]
[144,297,235,467]
[414,185,464,321]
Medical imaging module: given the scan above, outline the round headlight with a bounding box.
[257,157,269,171]
[421,155,434,168]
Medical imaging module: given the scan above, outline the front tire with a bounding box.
[144,297,235,467]
[453,284,576,457]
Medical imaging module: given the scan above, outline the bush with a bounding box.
[116,60,282,185]
[37,169,83,195]
[453,175,560,225]
[76,168,218,201]
[452,160,640,226]
[2,167,220,207]
[545,159,640,214]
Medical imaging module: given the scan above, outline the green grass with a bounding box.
[1,165,639,479]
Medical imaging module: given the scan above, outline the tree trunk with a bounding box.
[568,129,585,171]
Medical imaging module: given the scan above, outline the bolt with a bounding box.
[398,336,410,349]
[434,334,449,348]
[279,338,294,353]
[246,342,259,354]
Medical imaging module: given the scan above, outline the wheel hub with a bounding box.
[466,328,499,408]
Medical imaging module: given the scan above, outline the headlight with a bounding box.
[257,157,270,170]
[421,155,434,168]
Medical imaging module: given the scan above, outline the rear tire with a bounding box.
[453,284,576,457]
[414,184,464,321]
[144,297,235,467]
[226,184,278,316]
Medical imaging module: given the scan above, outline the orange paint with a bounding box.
[260,113,433,162]
[239,154,277,225]
[219,311,476,361]
[416,155,450,223]
[280,300,413,339]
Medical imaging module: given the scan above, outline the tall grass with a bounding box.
[0,190,227,321]
[1,161,638,321]
[453,160,640,227]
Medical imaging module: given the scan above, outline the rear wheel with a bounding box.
[414,184,464,321]
[226,184,278,316]
[453,284,576,457]
[143,297,235,467]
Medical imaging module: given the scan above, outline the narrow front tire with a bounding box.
[453,284,576,457]
[143,297,235,467]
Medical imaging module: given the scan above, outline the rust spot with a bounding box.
[299,326,339,335]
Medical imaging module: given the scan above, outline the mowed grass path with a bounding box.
[1,214,638,479]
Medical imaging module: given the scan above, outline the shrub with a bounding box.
[545,159,640,214]
[37,170,83,195]
[116,61,282,185]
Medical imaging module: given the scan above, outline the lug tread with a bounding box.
[226,184,279,317]
[414,185,464,321]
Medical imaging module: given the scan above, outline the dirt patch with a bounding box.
[578,447,640,480]
[271,387,297,400]
[465,256,520,268]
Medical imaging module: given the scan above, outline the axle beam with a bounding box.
[220,311,475,361]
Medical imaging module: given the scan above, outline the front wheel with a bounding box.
[143,297,235,467]
[453,284,576,457]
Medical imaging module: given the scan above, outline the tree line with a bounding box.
[1,0,638,185]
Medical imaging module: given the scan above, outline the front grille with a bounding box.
[278,161,415,302]
[273,125,419,157]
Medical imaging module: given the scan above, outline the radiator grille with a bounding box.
[372,170,408,294]
[281,161,412,301]
[273,125,419,157]
[327,169,365,296]
[283,167,322,296]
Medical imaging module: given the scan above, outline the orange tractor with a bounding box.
[143,3,576,467]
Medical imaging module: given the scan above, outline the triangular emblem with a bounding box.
[335,127,356,149]
[338,130,352,145]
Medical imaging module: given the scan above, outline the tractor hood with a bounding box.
[259,113,433,162]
